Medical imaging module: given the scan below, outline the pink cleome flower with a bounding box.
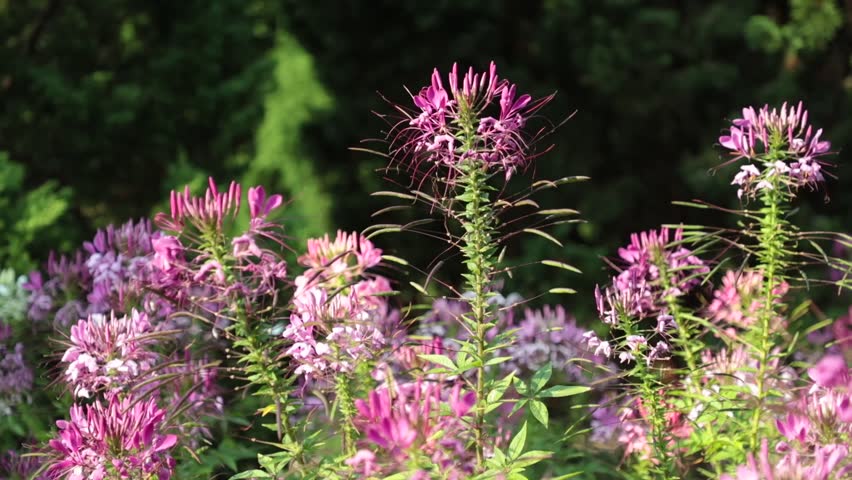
[389,62,553,183]
[350,381,476,478]
[47,396,177,480]
[719,102,832,198]
[61,310,159,399]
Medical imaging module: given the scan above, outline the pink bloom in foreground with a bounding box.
[349,381,476,478]
[46,396,177,480]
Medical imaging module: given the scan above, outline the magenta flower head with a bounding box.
[389,62,553,184]
[47,395,177,480]
[156,177,242,233]
[719,102,833,198]
[247,185,283,221]
[707,269,789,338]
[808,355,849,389]
[151,235,184,272]
[61,310,159,398]
[599,227,708,321]
[298,230,382,285]
[350,381,476,477]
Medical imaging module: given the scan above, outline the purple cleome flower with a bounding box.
[707,269,789,339]
[389,62,553,183]
[719,101,832,199]
[596,227,708,322]
[61,310,159,399]
[0,340,33,415]
[501,305,607,382]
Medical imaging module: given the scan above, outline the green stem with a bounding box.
[206,239,302,462]
[748,184,786,450]
[457,159,496,470]
[335,373,357,456]
[640,377,678,480]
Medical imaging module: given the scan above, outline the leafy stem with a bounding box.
[456,158,498,470]
[748,175,788,451]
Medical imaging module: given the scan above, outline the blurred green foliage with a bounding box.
[2,0,850,303]
[0,153,69,272]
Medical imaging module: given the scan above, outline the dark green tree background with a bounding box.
[2,0,850,306]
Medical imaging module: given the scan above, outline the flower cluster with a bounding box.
[707,269,790,338]
[391,62,552,181]
[590,394,692,463]
[284,232,393,378]
[720,102,832,198]
[0,339,33,415]
[151,179,289,335]
[24,251,90,326]
[23,219,164,326]
[60,310,159,399]
[46,396,177,480]
[502,305,607,382]
[699,345,795,395]
[347,380,476,478]
[0,448,46,479]
[597,227,707,321]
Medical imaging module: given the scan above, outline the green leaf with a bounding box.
[541,260,582,274]
[230,471,272,479]
[529,399,548,428]
[509,399,528,418]
[523,228,563,247]
[508,421,528,459]
[513,450,553,469]
[409,281,429,295]
[417,354,456,370]
[537,208,580,216]
[548,288,577,295]
[530,362,552,392]
[484,356,513,366]
[539,385,590,398]
[370,190,416,200]
[381,255,409,265]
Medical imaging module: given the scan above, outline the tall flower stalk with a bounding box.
[379,62,577,473]
[457,156,497,465]
[719,102,831,450]
[153,179,302,459]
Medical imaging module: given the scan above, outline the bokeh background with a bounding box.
[3,0,851,314]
